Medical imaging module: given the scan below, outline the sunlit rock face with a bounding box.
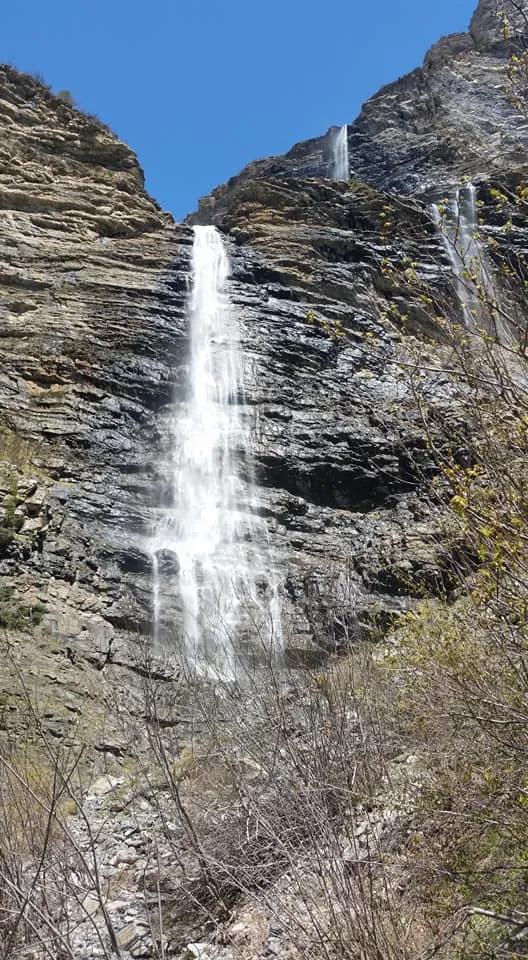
[198,171,500,655]
[0,64,189,654]
[0,61,456,670]
[0,0,527,682]
[194,0,528,208]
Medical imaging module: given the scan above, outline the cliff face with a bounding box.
[0,70,454,679]
[195,0,528,207]
[0,0,525,697]
[185,180,459,654]
[0,65,189,675]
[2,2,528,955]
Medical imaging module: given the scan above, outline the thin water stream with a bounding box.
[332,125,349,181]
[432,183,494,326]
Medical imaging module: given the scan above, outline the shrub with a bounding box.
[55,89,76,107]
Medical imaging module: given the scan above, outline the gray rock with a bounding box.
[0,4,522,677]
[183,944,211,960]
[116,921,150,950]
[81,894,101,917]
[88,775,123,798]
[192,0,528,200]
[25,485,47,516]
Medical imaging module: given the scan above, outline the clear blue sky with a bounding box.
[3,0,477,221]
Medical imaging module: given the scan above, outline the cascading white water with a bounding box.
[151,225,282,680]
[332,125,349,181]
[432,183,493,325]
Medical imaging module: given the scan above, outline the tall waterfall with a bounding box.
[432,183,493,325]
[332,125,349,181]
[152,225,282,680]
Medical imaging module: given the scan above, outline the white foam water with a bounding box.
[432,183,494,326]
[151,225,282,680]
[332,125,349,181]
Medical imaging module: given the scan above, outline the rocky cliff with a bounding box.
[195,0,528,206]
[0,96,453,691]
[0,0,525,696]
[1,0,527,955]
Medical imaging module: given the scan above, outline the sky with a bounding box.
[3,0,478,221]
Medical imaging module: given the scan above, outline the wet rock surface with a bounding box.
[0,64,465,666]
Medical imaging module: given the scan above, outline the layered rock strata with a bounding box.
[0,0,525,692]
[1,1,527,954]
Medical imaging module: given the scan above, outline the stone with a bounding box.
[88,775,122,798]
[25,485,47,516]
[20,516,45,534]
[17,477,39,499]
[131,936,157,959]
[106,898,131,911]
[81,893,101,917]
[116,921,150,951]
[183,944,211,960]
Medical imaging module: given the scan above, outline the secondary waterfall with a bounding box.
[432,183,493,325]
[332,125,349,181]
[151,225,282,680]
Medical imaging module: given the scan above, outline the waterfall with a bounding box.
[332,125,349,181]
[152,225,282,680]
[432,183,493,325]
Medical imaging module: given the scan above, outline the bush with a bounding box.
[55,88,76,107]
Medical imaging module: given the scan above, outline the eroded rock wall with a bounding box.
[1,0,526,684]
[0,65,189,664]
[2,6,528,952]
